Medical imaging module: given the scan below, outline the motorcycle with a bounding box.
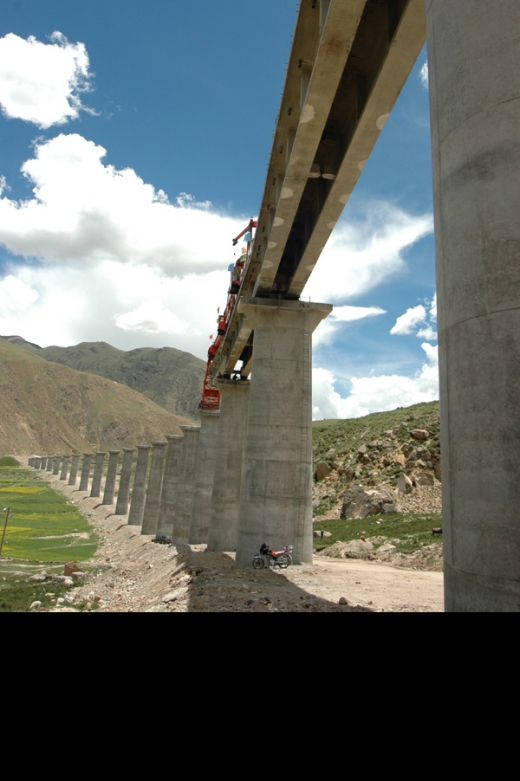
[252,543,293,569]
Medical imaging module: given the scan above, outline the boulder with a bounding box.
[435,460,442,481]
[409,429,429,440]
[397,474,414,494]
[64,562,83,576]
[315,462,332,481]
[414,470,434,487]
[340,485,399,519]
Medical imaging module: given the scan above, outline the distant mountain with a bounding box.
[1,334,42,350]
[0,338,194,456]
[2,338,206,420]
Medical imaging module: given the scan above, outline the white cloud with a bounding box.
[416,325,437,341]
[115,300,190,336]
[0,32,94,128]
[314,305,386,347]
[0,134,246,275]
[0,274,39,315]
[429,292,437,322]
[303,202,433,303]
[312,343,439,420]
[419,62,429,90]
[390,304,426,335]
[0,259,228,358]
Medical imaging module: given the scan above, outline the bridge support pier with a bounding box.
[172,426,200,545]
[90,452,106,498]
[426,0,520,610]
[141,441,167,535]
[102,450,120,505]
[68,454,80,486]
[235,299,332,567]
[115,448,135,515]
[207,379,250,552]
[52,456,61,476]
[189,410,220,544]
[59,456,70,481]
[156,435,184,539]
[128,445,151,526]
[79,454,93,492]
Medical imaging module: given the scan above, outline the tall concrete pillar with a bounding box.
[425,0,520,611]
[79,454,93,492]
[46,456,54,472]
[40,457,47,470]
[172,426,200,544]
[68,454,80,486]
[115,448,135,515]
[128,445,152,526]
[102,450,120,505]
[141,441,167,535]
[208,379,250,552]
[234,299,332,567]
[90,452,106,498]
[155,435,184,539]
[189,410,221,544]
[52,456,61,475]
[34,457,41,469]
[59,455,70,481]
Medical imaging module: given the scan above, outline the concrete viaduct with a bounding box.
[30,1,520,611]
[206,0,520,611]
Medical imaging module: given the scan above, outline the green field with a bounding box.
[313,511,443,557]
[0,462,97,562]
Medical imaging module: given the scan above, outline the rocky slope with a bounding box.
[312,401,441,519]
[1,336,205,420]
[0,338,193,455]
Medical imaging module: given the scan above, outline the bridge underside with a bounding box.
[211,0,426,381]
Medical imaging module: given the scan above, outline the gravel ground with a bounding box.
[16,465,444,612]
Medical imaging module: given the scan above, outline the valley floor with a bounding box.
[21,469,444,613]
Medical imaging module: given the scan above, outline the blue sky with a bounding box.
[0,0,438,418]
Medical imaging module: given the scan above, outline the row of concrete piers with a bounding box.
[27,300,329,566]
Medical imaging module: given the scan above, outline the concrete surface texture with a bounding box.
[141,441,167,535]
[59,455,70,481]
[189,410,221,544]
[52,456,61,476]
[155,434,183,539]
[171,425,200,544]
[426,0,520,611]
[235,300,332,567]
[40,457,47,470]
[68,454,80,486]
[46,456,54,472]
[90,452,106,498]
[115,448,135,515]
[207,379,250,552]
[78,453,93,492]
[127,445,151,526]
[102,450,121,505]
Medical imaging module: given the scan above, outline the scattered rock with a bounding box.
[162,586,189,603]
[338,597,349,605]
[30,601,42,610]
[315,462,332,481]
[409,429,429,440]
[64,562,83,576]
[397,474,414,494]
[341,485,399,519]
[414,470,434,487]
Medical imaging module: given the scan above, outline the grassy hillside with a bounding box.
[0,338,194,456]
[12,338,205,420]
[312,401,441,516]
